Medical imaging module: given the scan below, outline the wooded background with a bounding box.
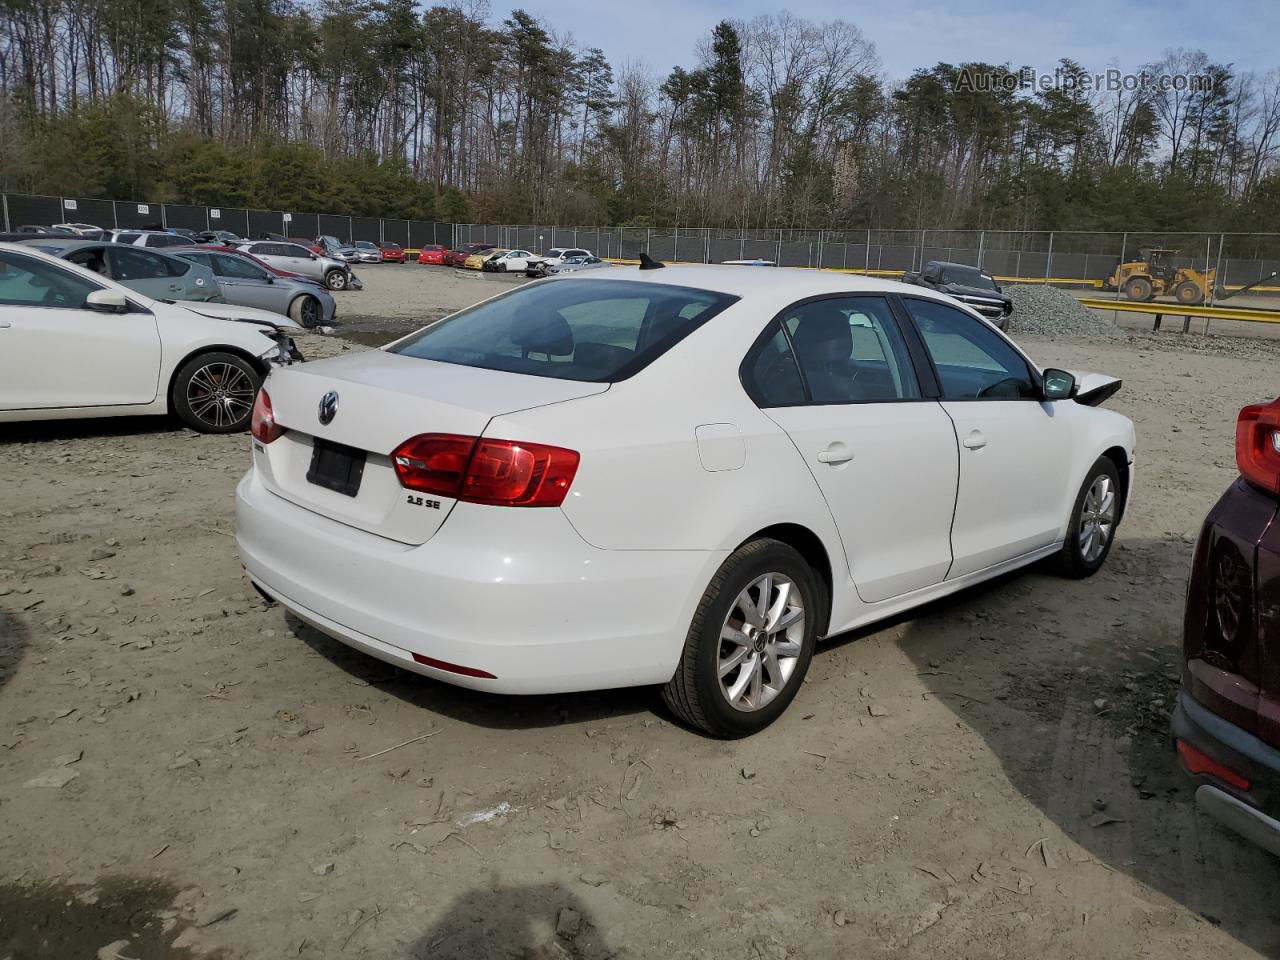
[1,0,1278,232]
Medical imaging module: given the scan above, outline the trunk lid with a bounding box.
[256,350,608,544]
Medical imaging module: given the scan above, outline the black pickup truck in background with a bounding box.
[902,260,1013,329]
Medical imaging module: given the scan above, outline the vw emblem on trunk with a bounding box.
[317,390,339,425]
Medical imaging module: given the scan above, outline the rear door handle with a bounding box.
[962,430,987,450]
[816,444,853,465]
[0,320,11,329]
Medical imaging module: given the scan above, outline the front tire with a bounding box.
[1054,456,1121,578]
[324,269,347,290]
[288,294,322,328]
[1123,277,1153,302]
[171,352,262,433]
[662,539,822,737]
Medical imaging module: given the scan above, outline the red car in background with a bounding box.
[378,241,405,263]
[1173,397,1280,855]
[417,244,447,265]
[444,243,492,267]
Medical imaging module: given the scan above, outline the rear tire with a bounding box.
[1054,456,1122,578]
[288,294,322,328]
[171,351,262,433]
[661,539,822,738]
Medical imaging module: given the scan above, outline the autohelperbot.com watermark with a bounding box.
[954,65,1214,94]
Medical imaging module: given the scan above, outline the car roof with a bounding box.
[931,261,986,270]
[16,237,100,254]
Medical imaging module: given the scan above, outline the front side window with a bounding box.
[390,278,737,382]
[904,297,1037,400]
[780,296,920,404]
[0,251,102,308]
[279,244,312,257]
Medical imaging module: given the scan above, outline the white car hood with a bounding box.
[178,300,303,333]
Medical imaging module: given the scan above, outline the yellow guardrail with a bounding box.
[1078,297,1280,329]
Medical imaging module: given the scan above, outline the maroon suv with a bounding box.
[1174,397,1280,854]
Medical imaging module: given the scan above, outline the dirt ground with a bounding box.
[4,265,1280,960]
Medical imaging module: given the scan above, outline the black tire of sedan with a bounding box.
[1054,456,1122,579]
[171,351,262,433]
[324,269,346,290]
[288,294,322,328]
[662,539,822,737]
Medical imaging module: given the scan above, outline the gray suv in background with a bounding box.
[234,240,358,290]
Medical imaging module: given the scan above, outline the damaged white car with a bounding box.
[0,242,302,433]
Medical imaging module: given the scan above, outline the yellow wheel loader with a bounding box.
[1102,248,1216,304]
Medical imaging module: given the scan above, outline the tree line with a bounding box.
[1,0,1278,233]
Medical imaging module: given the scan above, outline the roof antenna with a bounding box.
[638,251,666,270]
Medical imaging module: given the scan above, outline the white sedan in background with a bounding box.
[0,243,302,433]
[236,265,1134,736]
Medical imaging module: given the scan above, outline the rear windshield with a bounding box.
[389,278,738,382]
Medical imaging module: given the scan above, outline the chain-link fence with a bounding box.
[6,193,1278,294]
[0,193,452,249]
[455,224,1280,291]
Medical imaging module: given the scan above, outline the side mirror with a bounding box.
[1041,368,1077,401]
[86,289,129,312]
[309,254,317,260]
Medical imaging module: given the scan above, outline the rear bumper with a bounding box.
[235,469,723,694]
[1173,689,1280,853]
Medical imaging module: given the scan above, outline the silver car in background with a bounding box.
[175,248,336,328]
[24,238,221,302]
[546,254,607,275]
[234,240,359,291]
[352,241,381,264]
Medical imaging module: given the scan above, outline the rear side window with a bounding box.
[110,247,183,280]
[115,232,140,244]
[782,296,919,403]
[741,324,806,407]
[390,278,738,382]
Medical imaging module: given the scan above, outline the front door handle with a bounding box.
[962,430,987,450]
[816,444,853,465]
[0,320,11,329]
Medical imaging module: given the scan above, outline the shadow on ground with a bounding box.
[0,415,180,443]
[855,535,1280,957]
[406,883,612,960]
[0,609,30,695]
[287,614,654,731]
[0,875,198,960]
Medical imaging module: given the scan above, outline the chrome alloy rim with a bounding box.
[186,362,255,428]
[1079,474,1117,563]
[718,573,805,712]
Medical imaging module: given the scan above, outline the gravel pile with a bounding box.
[1005,284,1122,338]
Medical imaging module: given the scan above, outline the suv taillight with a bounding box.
[251,389,284,444]
[1236,399,1280,495]
[392,434,579,507]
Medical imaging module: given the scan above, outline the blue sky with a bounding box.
[510,0,1274,82]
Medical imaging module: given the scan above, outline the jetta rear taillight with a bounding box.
[1236,399,1280,495]
[251,388,284,444]
[392,434,579,507]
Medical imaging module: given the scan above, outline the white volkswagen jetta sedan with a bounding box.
[0,243,303,433]
[236,265,1134,736]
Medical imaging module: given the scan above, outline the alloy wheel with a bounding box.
[300,296,320,326]
[717,573,805,712]
[1078,474,1117,563]
[185,362,255,429]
